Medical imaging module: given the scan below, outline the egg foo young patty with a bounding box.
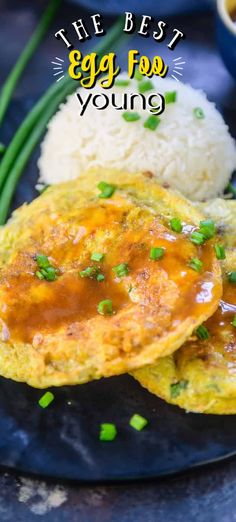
[132,200,236,414]
[0,169,222,388]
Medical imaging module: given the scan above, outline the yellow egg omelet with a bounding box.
[0,169,222,388]
[132,199,236,414]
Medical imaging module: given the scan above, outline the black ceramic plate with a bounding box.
[0,8,236,481]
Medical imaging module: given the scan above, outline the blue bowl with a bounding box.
[216,0,236,80]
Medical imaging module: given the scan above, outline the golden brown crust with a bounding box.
[133,201,236,414]
[0,169,222,388]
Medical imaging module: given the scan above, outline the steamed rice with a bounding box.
[38,77,236,201]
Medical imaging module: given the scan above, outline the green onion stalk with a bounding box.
[0,0,61,127]
[0,18,127,224]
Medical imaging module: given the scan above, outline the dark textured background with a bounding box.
[0,0,236,520]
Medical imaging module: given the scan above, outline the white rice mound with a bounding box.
[38,77,236,201]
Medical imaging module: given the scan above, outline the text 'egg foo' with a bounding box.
[0,169,222,388]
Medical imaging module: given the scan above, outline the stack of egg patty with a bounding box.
[0,168,235,414]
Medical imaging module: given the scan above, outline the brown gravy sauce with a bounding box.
[0,202,222,343]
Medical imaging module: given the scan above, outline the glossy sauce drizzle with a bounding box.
[0,199,222,343]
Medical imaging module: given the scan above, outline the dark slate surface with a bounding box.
[0,0,236,520]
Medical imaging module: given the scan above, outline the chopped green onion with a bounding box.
[38,391,54,409]
[0,0,61,128]
[97,273,105,282]
[170,217,183,233]
[170,380,188,398]
[199,219,216,239]
[97,299,113,315]
[232,315,236,328]
[91,252,105,262]
[214,244,226,260]
[113,262,129,278]
[196,324,210,340]
[134,69,143,81]
[35,254,58,281]
[122,111,141,122]
[228,271,236,283]
[150,247,165,260]
[98,181,116,199]
[41,266,58,282]
[189,257,203,272]
[144,115,161,131]
[99,423,117,441]
[36,254,50,269]
[138,80,154,94]
[193,107,205,119]
[129,413,148,431]
[36,270,44,280]
[164,91,177,104]
[115,79,130,87]
[190,231,205,245]
[79,266,98,278]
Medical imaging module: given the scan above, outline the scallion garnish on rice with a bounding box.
[164,91,177,104]
[122,111,141,122]
[193,107,205,119]
[144,115,161,131]
[114,79,130,87]
[138,80,154,94]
